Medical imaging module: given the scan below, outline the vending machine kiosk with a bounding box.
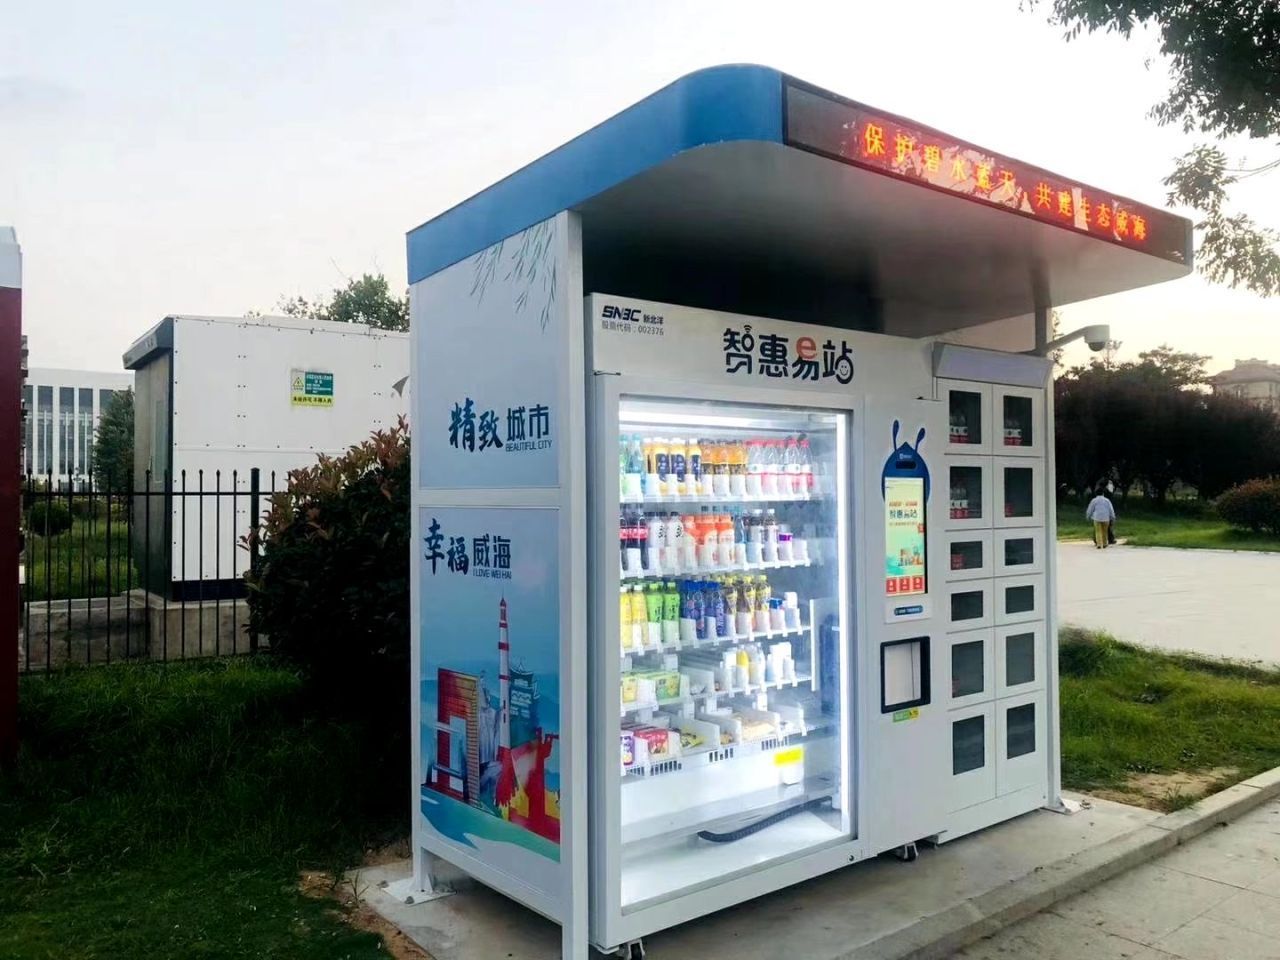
[406,65,1192,958]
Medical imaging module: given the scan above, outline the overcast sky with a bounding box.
[3,0,1277,374]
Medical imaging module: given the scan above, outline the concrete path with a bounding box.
[953,795,1280,959]
[1057,542,1280,666]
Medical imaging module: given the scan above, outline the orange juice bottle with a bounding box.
[686,437,703,496]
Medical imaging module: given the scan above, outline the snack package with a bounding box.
[620,731,636,768]
[633,726,673,759]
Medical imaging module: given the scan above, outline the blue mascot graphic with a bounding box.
[880,420,929,501]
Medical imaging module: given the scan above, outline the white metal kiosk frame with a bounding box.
[405,65,1191,958]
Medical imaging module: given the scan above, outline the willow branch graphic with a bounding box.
[469,220,558,331]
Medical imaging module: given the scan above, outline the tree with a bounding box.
[272,273,409,331]
[1031,2,1280,297]
[91,389,133,490]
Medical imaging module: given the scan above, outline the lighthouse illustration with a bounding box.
[424,596,560,845]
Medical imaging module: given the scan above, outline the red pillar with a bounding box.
[0,230,21,766]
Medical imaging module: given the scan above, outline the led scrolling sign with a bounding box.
[784,84,1188,266]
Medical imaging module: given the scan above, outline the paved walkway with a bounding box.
[1057,542,1280,666]
[954,796,1280,959]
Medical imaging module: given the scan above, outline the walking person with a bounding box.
[1086,488,1116,549]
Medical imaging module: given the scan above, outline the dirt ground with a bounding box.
[1087,766,1240,811]
[300,838,434,960]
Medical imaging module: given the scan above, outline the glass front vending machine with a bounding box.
[586,295,955,948]
[407,65,1192,960]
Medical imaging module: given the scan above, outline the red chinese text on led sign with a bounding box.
[850,113,1149,247]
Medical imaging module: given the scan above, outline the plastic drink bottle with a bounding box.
[746,509,764,564]
[626,436,645,498]
[681,514,699,570]
[746,440,764,496]
[690,581,707,641]
[696,439,713,496]
[634,509,650,572]
[798,435,814,494]
[620,585,632,651]
[784,436,802,494]
[647,511,666,574]
[761,440,779,495]
[735,577,753,635]
[629,583,647,650]
[732,508,748,566]
[686,438,702,497]
[699,508,719,569]
[711,441,730,496]
[619,510,628,576]
[716,513,734,568]
[661,580,680,647]
[664,511,683,572]
[669,438,686,497]
[643,437,656,477]
[706,580,726,640]
[645,583,664,648]
[729,440,748,496]
[763,508,780,563]
[723,579,739,638]
[620,439,628,500]
[652,437,669,497]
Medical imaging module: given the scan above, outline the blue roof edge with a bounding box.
[406,64,785,284]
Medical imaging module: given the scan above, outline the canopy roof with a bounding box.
[407,65,1191,333]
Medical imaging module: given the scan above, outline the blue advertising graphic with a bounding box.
[881,420,930,597]
[420,506,561,865]
[415,217,564,489]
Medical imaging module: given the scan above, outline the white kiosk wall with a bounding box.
[409,212,588,954]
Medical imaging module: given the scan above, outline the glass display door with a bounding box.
[608,394,851,914]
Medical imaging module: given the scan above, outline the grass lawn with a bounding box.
[0,658,404,960]
[1056,498,1280,552]
[23,516,137,603]
[1060,627,1280,810]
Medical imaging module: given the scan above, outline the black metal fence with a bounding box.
[18,468,280,672]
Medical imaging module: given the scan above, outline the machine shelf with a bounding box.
[622,621,812,659]
[626,558,813,580]
[622,492,824,506]
[621,673,813,715]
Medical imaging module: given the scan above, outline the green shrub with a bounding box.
[25,500,73,537]
[245,421,410,726]
[1215,477,1280,535]
[1059,625,1116,678]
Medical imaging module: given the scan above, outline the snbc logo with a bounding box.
[601,303,665,336]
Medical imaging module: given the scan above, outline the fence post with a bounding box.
[248,467,260,654]
[0,232,21,764]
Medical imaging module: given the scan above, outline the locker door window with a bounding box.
[1006,703,1036,759]
[951,589,985,624]
[1003,536,1034,569]
[952,639,986,699]
[1005,584,1035,615]
[950,465,985,521]
[949,389,983,448]
[1001,395,1034,450]
[953,715,986,775]
[1005,632,1036,687]
[1003,467,1034,520]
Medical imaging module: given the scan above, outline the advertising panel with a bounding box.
[414,217,565,489]
[589,295,934,400]
[419,506,563,879]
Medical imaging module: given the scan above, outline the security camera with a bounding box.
[1035,322,1113,357]
[1082,324,1111,353]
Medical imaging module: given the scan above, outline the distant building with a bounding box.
[1210,359,1280,414]
[23,366,134,488]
